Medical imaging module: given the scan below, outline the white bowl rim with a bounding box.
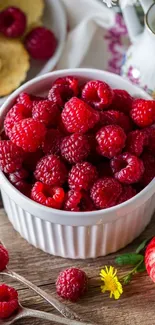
[0,68,155,225]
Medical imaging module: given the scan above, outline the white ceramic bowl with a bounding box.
[0,0,67,106]
[0,69,155,259]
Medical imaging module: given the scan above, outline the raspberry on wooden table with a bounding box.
[82,80,114,110]
[10,118,47,152]
[16,92,33,112]
[42,129,63,155]
[140,152,155,187]
[56,268,87,301]
[90,177,122,209]
[25,27,57,60]
[109,89,133,114]
[0,284,19,319]
[60,133,91,164]
[61,97,99,133]
[34,154,68,186]
[32,100,60,127]
[0,7,26,38]
[4,104,31,137]
[117,185,136,204]
[31,182,65,209]
[54,76,79,96]
[0,245,9,271]
[96,125,126,158]
[126,130,148,156]
[111,152,144,184]
[0,140,24,173]
[100,110,133,133]
[68,162,98,191]
[130,99,155,127]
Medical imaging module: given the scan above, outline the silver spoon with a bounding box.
[0,302,96,325]
[0,240,81,321]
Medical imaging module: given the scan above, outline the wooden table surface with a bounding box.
[1,200,155,325]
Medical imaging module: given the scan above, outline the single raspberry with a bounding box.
[10,118,46,152]
[34,154,68,186]
[90,177,122,209]
[64,190,82,211]
[25,27,57,60]
[16,92,33,113]
[61,97,99,134]
[60,133,91,164]
[68,162,98,191]
[96,160,113,178]
[126,130,148,156]
[32,100,60,127]
[109,89,133,114]
[145,237,155,282]
[23,149,43,172]
[117,185,136,204]
[54,76,79,96]
[0,7,26,38]
[0,284,19,319]
[48,84,73,108]
[4,104,31,138]
[0,245,9,271]
[96,125,126,158]
[8,168,31,195]
[82,80,113,110]
[130,99,155,128]
[31,182,65,209]
[42,129,62,155]
[0,140,24,173]
[56,268,87,301]
[100,110,133,133]
[140,152,155,187]
[111,152,144,184]
[143,126,155,155]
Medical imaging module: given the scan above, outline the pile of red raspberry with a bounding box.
[1,76,155,211]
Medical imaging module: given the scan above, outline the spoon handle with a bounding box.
[2,268,81,321]
[22,307,96,325]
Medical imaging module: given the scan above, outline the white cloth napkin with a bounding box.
[57,0,115,70]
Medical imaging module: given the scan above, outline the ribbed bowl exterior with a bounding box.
[1,189,155,259]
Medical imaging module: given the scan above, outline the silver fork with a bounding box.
[0,302,96,325]
[0,240,81,321]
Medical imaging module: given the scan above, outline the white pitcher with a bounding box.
[121,0,155,97]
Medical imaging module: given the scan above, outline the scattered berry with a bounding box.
[42,129,62,155]
[0,245,9,271]
[110,89,133,114]
[0,7,26,38]
[68,162,98,191]
[117,185,136,204]
[91,177,122,209]
[4,104,31,137]
[10,118,46,152]
[145,237,155,283]
[16,92,33,112]
[0,140,24,173]
[34,154,68,186]
[0,284,19,319]
[130,99,155,127]
[56,268,87,301]
[111,152,144,184]
[126,130,148,156]
[25,27,57,60]
[82,80,113,110]
[32,100,60,127]
[96,125,126,158]
[31,182,65,209]
[54,76,79,96]
[100,110,132,133]
[140,152,155,187]
[61,97,99,134]
[60,133,90,164]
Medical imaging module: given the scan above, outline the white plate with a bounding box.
[0,0,67,106]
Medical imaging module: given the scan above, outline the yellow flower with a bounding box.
[100,266,123,300]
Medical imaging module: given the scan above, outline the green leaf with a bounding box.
[123,274,132,285]
[136,262,146,273]
[136,238,151,254]
[115,253,144,266]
